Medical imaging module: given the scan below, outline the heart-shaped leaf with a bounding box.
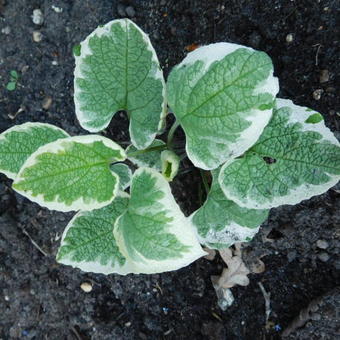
[219,99,340,209]
[167,43,279,170]
[74,19,166,149]
[13,135,126,212]
[114,167,206,274]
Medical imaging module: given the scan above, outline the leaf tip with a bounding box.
[305,112,324,124]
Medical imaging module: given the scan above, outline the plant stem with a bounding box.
[200,169,210,195]
[126,144,167,158]
[167,120,180,149]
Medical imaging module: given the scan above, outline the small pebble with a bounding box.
[32,9,44,25]
[80,282,93,292]
[117,4,126,17]
[1,26,11,35]
[319,69,329,83]
[125,6,136,18]
[313,89,323,100]
[9,327,20,338]
[310,303,319,312]
[51,60,58,66]
[316,239,329,249]
[21,65,29,73]
[32,31,42,42]
[326,87,335,93]
[152,31,160,40]
[286,33,294,43]
[139,332,147,340]
[287,250,297,262]
[311,313,321,321]
[318,252,330,262]
[248,31,261,48]
[51,5,63,13]
[125,322,131,327]
[42,96,53,110]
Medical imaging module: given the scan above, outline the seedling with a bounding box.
[0,19,339,276]
[6,70,19,91]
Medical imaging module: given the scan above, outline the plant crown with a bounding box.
[1,19,339,274]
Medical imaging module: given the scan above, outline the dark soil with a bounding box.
[0,1,339,339]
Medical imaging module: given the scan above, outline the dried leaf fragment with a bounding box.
[216,257,250,289]
[203,247,216,261]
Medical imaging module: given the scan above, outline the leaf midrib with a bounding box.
[17,161,108,184]
[180,53,271,122]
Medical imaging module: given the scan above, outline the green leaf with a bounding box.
[219,99,340,209]
[161,150,180,181]
[57,194,134,274]
[126,139,165,170]
[6,82,16,91]
[114,167,205,274]
[167,43,279,170]
[10,70,19,79]
[305,112,324,124]
[13,135,126,212]
[191,169,268,248]
[72,44,81,57]
[74,19,166,149]
[0,122,69,179]
[110,163,132,190]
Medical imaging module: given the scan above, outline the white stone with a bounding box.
[80,282,93,293]
[316,239,329,249]
[1,26,11,35]
[32,9,44,25]
[286,33,294,43]
[32,31,42,42]
[52,5,63,13]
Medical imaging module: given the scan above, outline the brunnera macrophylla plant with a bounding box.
[1,19,339,275]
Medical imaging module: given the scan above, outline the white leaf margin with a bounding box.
[174,42,279,170]
[114,167,206,274]
[219,98,340,209]
[74,19,167,147]
[0,122,69,179]
[190,213,260,249]
[13,135,126,212]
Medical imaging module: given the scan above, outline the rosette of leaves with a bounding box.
[0,19,339,275]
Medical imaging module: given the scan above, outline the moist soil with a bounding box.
[0,1,339,339]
